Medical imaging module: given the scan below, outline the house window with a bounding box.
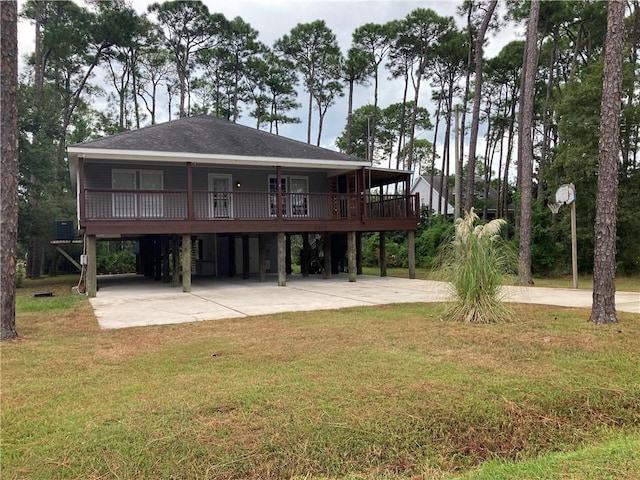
[112,169,164,218]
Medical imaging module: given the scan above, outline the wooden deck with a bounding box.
[81,189,421,235]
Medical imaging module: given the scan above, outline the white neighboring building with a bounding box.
[410,175,454,216]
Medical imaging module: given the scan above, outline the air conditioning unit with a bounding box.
[55,220,74,240]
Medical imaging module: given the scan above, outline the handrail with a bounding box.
[83,189,420,222]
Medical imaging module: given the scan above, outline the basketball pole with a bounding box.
[570,199,578,289]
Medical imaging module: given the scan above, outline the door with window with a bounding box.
[269,176,287,216]
[139,171,163,218]
[208,174,232,218]
[112,170,137,218]
[289,176,309,217]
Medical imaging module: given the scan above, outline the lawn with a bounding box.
[361,266,640,292]
[2,276,639,479]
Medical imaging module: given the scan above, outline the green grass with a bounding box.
[361,266,640,292]
[2,277,640,479]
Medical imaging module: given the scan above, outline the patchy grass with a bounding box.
[2,277,639,479]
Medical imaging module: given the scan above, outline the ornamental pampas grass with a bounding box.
[440,208,515,323]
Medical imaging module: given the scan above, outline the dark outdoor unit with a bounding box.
[55,220,74,241]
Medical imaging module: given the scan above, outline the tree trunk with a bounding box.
[465,0,498,213]
[369,70,379,162]
[306,89,313,144]
[1,0,19,341]
[406,64,423,174]
[346,79,354,155]
[517,0,540,286]
[537,32,558,202]
[395,69,410,169]
[459,6,473,213]
[591,0,625,324]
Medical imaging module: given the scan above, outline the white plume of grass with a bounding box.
[440,208,515,324]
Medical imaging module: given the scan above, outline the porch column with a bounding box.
[277,232,286,286]
[182,234,192,293]
[408,230,416,279]
[301,233,310,277]
[78,156,85,225]
[347,231,356,282]
[187,162,194,220]
[323,233,332,279]
[379,231,387,277]
[258,234,266,282]
[285,234,292,274]
[242,235,250,280]
[161,236,170,283]
[154,236,162,281]
[356,232,363,275]
[86,234,97,298]
[171,235,180,287]
[276,166,283,220]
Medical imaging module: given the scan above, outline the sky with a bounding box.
[17,0,522,169]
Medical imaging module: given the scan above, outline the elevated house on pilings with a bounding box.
[67,114,420,297]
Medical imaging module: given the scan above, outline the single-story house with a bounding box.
[411,173,508,219]
[67,115,421,296]
[410,174,455,216]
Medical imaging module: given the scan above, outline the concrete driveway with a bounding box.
[90,274,639,329]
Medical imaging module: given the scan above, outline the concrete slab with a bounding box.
[90,274,639,329]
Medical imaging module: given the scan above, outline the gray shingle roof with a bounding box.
[71,114,363,163]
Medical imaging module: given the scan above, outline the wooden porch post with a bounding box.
[302,233,310,277]
[86,234,97,298]
[161,235,170,283]
[182,234,192,293]
[154,236,162,281]
[323,233,332,279]
[408,230,416,279]
[285,234,292,274]
[78,156,85,225]
[347,231,356,282]
[277,232,286,286]
[171,235,180,287]
[276,166,283,220]
[258,234,266,282]
[356,232,363,274]
[187,162,194,220]
[379,231,387,277]
[242,234,250,280]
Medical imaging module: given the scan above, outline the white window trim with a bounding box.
[111,169,164,218]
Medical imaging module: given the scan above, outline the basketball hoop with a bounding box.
[555,183,576,205]
[548,202,561,215]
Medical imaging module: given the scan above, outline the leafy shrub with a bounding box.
[416,216,454,268]
[362,232,408,268]
[96,242,137,274]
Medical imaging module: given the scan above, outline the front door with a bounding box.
[139,170,163,218]
[112,170,136,218]
[208,174,232,218]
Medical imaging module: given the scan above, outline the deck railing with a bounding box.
[83,189,419,222]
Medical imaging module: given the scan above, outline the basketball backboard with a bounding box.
[555,183,576,205]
